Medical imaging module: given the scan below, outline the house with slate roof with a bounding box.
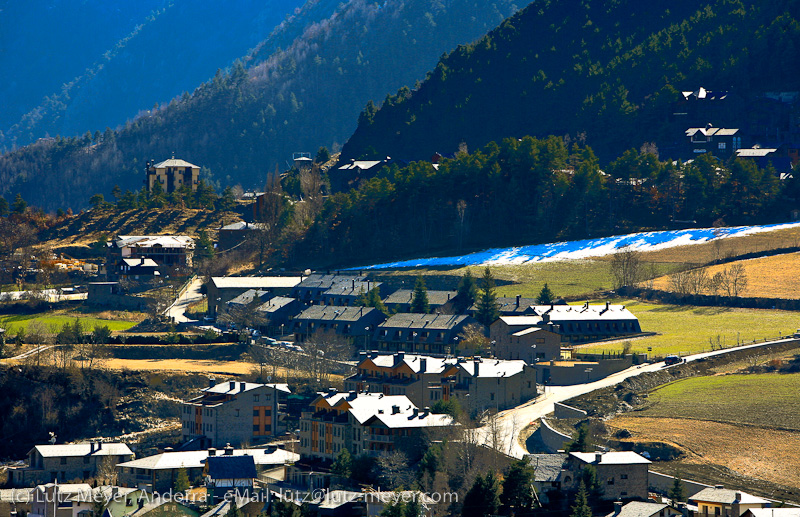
[292,305,386,344]
[298,391,453,462]
[373,313,476,355]
[690,487,770,517]
[564,452,651,501]
[526,453,567,505]
[107,236,195,275]
[685,124,743,159]
[290,274,369,306]
[344,351,457,407]
[383,289,459,314]
[206,276,301,318]
[606,501,681,517]
[9,442,133,487]
[180,380,290,448]
[321,279,384,307]
[145,157,200,193]
[205,455,257,503]
[490,316,563,363]
[118,446,298,493]
[442,357,537,411]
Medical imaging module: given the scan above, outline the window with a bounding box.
[607,477,614,485]
[235,409,240,417]
[253,410,260,416]
[253,425,260,432]
[254,395,260,402]
[620,474,628,479]
[718,142,726,150]
[490,393,495,401]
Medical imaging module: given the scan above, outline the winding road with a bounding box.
[165,276,205,324]
[477,337,798,458]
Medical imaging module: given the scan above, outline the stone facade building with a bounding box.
[9,443,133,487]
[564,452,650,501]
[145,158,200,193]
[180,381,290,448]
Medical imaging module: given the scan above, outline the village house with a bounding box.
[526,453,568,505]
[117,446,298,493]
[108,235,195,274]
[206,276,302,318]
[290,274,369,306]
[9,442,133,487]
[298,391,453,463]
[343,352,457,407]
[442,357,538,411]
[468,295,542,316]
[292,305,386,344]
[216,222,267,252]
[606,502,681,517]
[180,380,290,448]
[205,455,257,503]
[119,258,160,280]
[254,296,301,337]
[685,124,743,159]
[373,313,477,355]
[689,487,770,517]
[383,289,459,314]
[490,316,564,363]
[500,302,643,345]
[563,452,651,501]
[145,157,200,193]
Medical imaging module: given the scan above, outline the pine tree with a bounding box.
[669,473,686,503]
[218,186,237,212]
[173,467,190,493]
[457,269,478,310]
[474,267,499,326]
[331,448,353,478]
[570,481,593,517]
[565,424,591,452]
[537,283,554,304]
[11,194,27,214]
[501,459,536,511]
[0,196,9,217]
[196,230,215,261]
[462,471,500,517]
[410,275,430,313]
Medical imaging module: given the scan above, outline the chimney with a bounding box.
[734,493,742,502]
[89,442,96,453]
[474,361,480,377]
[392,405,400,414]
[412,408,419,417]
[715,485,724,489]
[614,502,623,515]
[352,279,355,290]
[224,444,234,455]
[240,382,246,391]
[595,452,602,463]
[396,351,405,361]
[209,378,216,388]
[229,381,236,391]
[516,295,521,308]
[419,358,427,373]
[208,448,217,456]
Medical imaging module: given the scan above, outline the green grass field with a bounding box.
[577,299,800,357]
[637,373,800,430]
[0,313,137,334]
[378,260,681,299]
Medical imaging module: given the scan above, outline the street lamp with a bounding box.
[364,326,371,352]
[412,332,418,353]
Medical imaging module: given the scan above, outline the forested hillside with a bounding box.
[0,0,519,211]
[0,0,311,150]
[286,137,798,267]
[341,0,800,162]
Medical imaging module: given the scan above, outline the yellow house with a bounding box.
[146,157,200,193]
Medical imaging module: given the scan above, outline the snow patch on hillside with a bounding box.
[353,222,800,270]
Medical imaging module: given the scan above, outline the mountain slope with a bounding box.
[341,0,800,163]
[0,0,519,210]
[0,0,310,150]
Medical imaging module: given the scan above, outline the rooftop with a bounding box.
[117,448,298,471]
[295,305,382,322]
[151,158,199,169]
[378,313,471,331]
[605,502,673,517]
[384,289,458,306]
[227,289,271,306]
[293,274,368,290]
[690,488,769,505]
[570,451,651,465]
[449,358,528,378]
[211,276,302,290]
[526,453,566,482]
[360,353,455,374]
[121,258,159,268]
[31,443,132,458]
[206,455,257,480]
[114,235,195,249]
[256,296,297,313]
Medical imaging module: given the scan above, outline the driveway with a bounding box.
[165,276,205,324]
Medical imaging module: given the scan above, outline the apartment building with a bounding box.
[180,381,290,448]
[442,357,538,411]
[298,391,453,462]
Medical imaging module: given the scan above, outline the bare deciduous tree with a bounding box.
[609,247,642,288]
[718,264,748,296]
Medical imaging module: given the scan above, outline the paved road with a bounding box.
[165,276,205,324]
[477,337,797,458]
[0,289,87,302]
[0,345,55,363]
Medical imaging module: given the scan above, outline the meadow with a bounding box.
[577,299,800,357]
[0,312,137,334]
